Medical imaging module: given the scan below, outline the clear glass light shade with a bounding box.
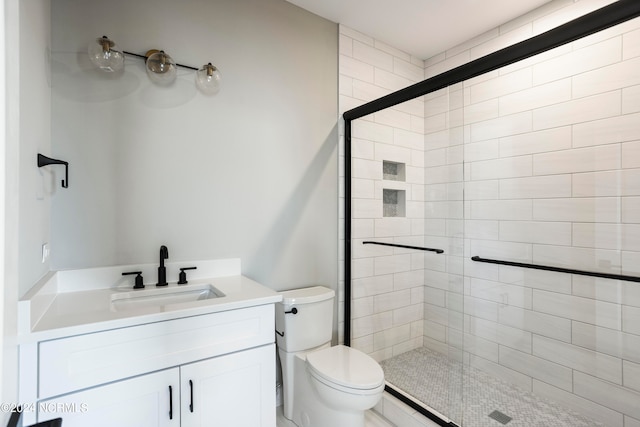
[145,50,177,85]
[195,63,221,95]
[88,36,124,72]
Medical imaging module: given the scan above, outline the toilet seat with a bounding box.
[306,345,384,394]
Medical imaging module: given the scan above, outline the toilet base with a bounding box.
[278,348,373,427]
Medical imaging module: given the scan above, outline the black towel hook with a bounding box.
[37,154,69,188]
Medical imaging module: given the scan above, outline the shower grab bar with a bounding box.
[363,241,444,254]
[471,256,640,283]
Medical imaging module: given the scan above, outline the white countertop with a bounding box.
[18,259,282,342]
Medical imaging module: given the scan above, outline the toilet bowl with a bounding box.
[275,286,384,427]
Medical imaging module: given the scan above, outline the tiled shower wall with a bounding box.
[338,25,427,359]
[422,1,640,426]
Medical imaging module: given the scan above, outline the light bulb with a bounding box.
[195,63,221,95]
[145,50,177,85]
[88,36,124,72]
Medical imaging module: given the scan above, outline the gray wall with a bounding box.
[51,0,338,290]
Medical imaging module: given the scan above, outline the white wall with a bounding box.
[50,0,338,291]
[2,0,52,419]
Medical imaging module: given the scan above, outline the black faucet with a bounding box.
[157,245,169,286]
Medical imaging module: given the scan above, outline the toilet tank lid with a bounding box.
[279,286,334,306]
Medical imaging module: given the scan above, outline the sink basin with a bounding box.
[111,284,225,311]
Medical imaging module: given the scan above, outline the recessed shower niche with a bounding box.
[382,161,406,218]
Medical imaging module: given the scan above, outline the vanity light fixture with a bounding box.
[88,36,222,94]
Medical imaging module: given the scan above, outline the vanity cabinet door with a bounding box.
[180,343,276,427]
[37,368,179,427]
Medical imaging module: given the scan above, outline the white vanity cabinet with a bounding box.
[27,304,276,427]
[38,368,180,427]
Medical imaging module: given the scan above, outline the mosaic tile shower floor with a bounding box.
[380,346,604,427]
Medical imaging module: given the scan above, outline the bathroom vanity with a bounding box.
[17,259,281,427]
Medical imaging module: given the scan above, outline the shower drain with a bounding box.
[488,410,513,425]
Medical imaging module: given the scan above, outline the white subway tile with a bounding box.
[393,57,424,83]
[352,257,374,280]
[464,295,499,322]
[353,198,382,219]
[352,311,393,339]
[374,218,411,238]
[579,169,640,197]
[623,305,640,336]
[375,68,414,92]
[374,39,411,62]
[574,56,640,99]
[471,199,532,221]
[471,239,532,262]
[352,219,374,239]
[469,67,532,104]
[471,277,533,309]
[467,316,532,353]
[353,120,393,143]
[353,40,393,71]
[626,416,640,427]
[339,25,373,46]
[465,220,499,241]
[624,26,640,60]
[499,175,572,199]
[499,126,572,157]
[574,371,640,420]
[500,78,572,116]
[375,108,412,131]
[533,244,622,275]
[373,324,412,352]
[573,321,640,364]
[374,254,412,275]
[533,198,620,222]
[499,305,571,342]
[533,290,621,330]
[393,303,424,328]
[499,346,573,391]
[352,138,374,160]
[463,332,499,362]
[469,355,532,391]
[471,155,532,180]
[533,91,621,131]
[622,141,640,168]
[499,265,572,294]
[470,111,532,142]
[394,128,424,150]
[352,178,375,199]
[532,36,621,85]
[352,296,374,319]
[464,180,499,200]
[533,335,622,384]
[623,197,640,223]
[533,144,620,175]
[624,360,640,393]
[352,80,390,103]
[464,139,500,162]
[340,54,374,82]
[338,34,353,56]
[375,142,412,164]
[533,381,624,427]
[463,99,499,125]
[499,221,572,246]
[352,274,394,298]
[374,289,411,313]
[423,319,447,342]
[573,112,640,148]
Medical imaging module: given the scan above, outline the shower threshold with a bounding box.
[380,346,604,427]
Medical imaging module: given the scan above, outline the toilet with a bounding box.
[275,286,385,427]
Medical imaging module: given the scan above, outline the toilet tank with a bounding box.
[275,286,335,352]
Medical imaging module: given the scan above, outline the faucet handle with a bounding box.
[178,267,197,285]
[122,271,144,289]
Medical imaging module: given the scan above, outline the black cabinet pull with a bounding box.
[169,385,173,420]
[189,379,194,413]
